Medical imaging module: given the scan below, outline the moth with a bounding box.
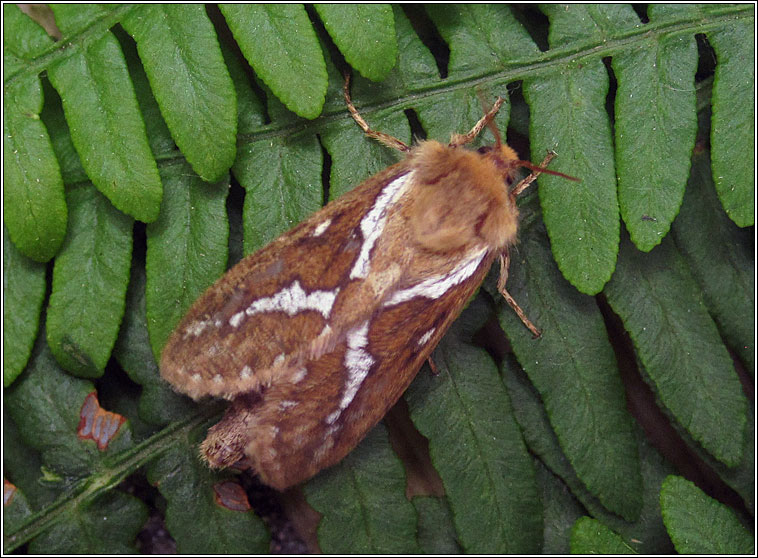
[160,78,576,491]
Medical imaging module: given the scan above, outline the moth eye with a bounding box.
[477,146,493,155]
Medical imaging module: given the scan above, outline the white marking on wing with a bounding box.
[184,319,213,338]
[245,280,339,319]
[314,427,338,460]
[350,172,413,280]
[312,218,332,237]
[291,367,307,383]
[325,409,341,424]
[418,328,436,347]
[229,311,245,328]
[326,320,375,424]
[383,246,489,306]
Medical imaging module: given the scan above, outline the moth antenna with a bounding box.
[511,152,580,197]
[343,73,410,153]
[484,115,503,149]
[449,97,505,148]
[516,160,580,182]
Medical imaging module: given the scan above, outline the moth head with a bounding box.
[476,143,521,190]
[475,111,579,198]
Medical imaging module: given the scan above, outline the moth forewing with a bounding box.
[201,254,496,490]
[160,95,541,491]
[160,161,413,401]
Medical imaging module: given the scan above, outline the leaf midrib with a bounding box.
[235,6,752,139]
[5,5,750,136]
[25,7,753,191]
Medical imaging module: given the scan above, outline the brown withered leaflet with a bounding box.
[160,77,577,491]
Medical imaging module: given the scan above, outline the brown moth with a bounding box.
[160,79,576,491]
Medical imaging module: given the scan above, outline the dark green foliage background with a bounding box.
[3,4,754,554]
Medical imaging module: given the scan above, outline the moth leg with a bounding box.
[511,151,556,197]
[449,97,505,148]
[497,250,542,338]
[343,73,410,153]
[427,355,440,376]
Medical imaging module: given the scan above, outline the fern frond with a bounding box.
[3,4,753,554]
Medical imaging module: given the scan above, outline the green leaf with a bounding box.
[3,5,67,262]
[145,162,229,361]
[345,5,437,102]
[2,4,53,65]
[122,4,237,183]
[545,4,642,45]
[47,183,133,377]
[525,5,623,294]
[501,359,674,554]
[525,60,619,295]
[45,183,133,377]
[304,424,419,554]
[232,133,323,255]
[116,26,175,158]
[707,20,754,227]
[3,480,33,543]
[3,226,46,387]
[660,475,753,554]
[426,4,540,75]
[3,86,68,261]
[5,333,133,479]
[613,30,698,251]
[670,400,755,518]
[535,460,585,555]
[39,77,85,181]
[604,232,747,466]
[493,213,642,522]
[314,4,397,82]
[220,4,327,119]
[4,399,219,553]
[709,404,755,515]
[413,496,462,554]
[47,4,163,224]
[3,408,61,512]
[221,41,267,136]
[672,145,754,373]
[4,340,217,553]
[406,297,542,554]
[27,490,147,554]
[113,254,196,426]
[570,517,637,554]
[146,432,269,553]
[316,7,417,201]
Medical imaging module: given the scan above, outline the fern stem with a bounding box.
[3,403,223,553]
